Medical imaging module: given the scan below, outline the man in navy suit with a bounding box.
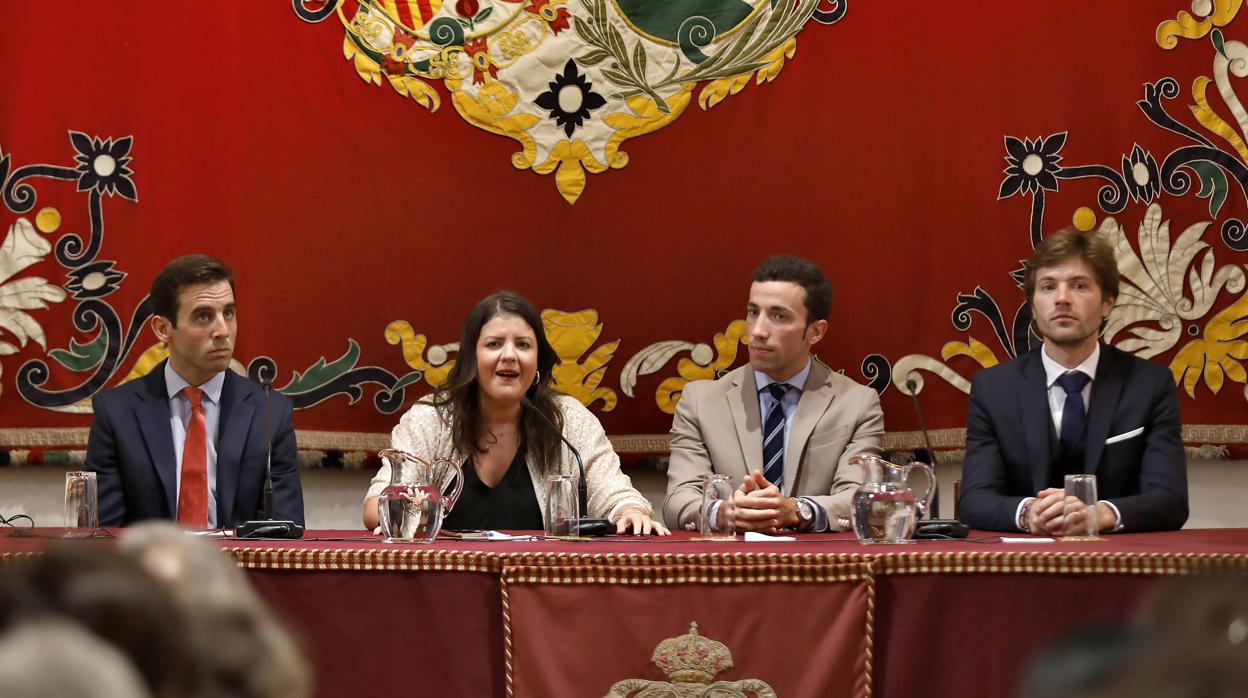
[86,255,304,529]
[958,229,1187,534]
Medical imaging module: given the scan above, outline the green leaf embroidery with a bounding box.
[578,49,611,66]
[281,340,362,393]
[48,334,107,372]
[1190,160,1229,218]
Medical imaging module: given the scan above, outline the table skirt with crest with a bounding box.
[4,529,1247,697]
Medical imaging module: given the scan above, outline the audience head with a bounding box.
[0,543,190,697]
[118,522,312,698]
[1019,575,1248,698]
[1017,621,1143,698]
[0,620,151,698]
[0,528,310,698]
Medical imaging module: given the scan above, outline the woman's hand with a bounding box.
[363,495,381,531]
[614,506,671,536]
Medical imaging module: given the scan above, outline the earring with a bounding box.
[533,370,541,387]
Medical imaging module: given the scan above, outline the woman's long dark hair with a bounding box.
[429,290,564,473]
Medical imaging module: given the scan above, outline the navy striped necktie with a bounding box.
[761,383,792,488]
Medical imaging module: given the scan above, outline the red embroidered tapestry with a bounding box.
[2,1,1246,456]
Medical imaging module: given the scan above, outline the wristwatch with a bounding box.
[795,498,815,531]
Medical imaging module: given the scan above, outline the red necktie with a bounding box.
[177,386,209,529]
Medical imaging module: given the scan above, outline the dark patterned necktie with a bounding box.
[761,383,791,488]
[1056,372,1091,449]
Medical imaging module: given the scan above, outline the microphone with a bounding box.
[520,397,613,536]
[263,380,273,518]
[237,382,304,539]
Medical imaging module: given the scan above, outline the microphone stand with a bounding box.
[906,378,940,519]
[907,379,969,539]
[521,397,613,536]
[237,382,304,539]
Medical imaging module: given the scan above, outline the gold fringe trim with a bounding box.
[502,574,515,698]
[225,546,503,573]
[208,549,1248,577]
[500,560,872,585]
[863,564,875,698]
[871,550,1248,576]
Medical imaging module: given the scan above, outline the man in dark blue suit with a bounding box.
[86,255,304,529]
[959,229,1187,534]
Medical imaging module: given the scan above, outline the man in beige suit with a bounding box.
[663,255,884,532]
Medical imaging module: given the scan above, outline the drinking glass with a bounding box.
[64,471,98,537]
[695,474,736,540]
[1061,473,1101,540]
[545,475,579,538]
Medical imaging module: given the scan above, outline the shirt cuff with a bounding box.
[708,499,723,532]
[801,497,829,533]
[1015,497,1035,532]
[1101,500,1124,532]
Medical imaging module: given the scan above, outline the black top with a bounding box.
[442,447,544,531]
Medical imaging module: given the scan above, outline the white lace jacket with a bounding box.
[365,395,651,524]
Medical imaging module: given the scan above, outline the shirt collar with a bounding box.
[755,357,813,394]
[164,361,225,404]
[1040,342,1100,389]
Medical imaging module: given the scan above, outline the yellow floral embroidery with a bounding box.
[1157,0,1244,49]
[698,38,796,111]
[532,140,610,205]
[448,77,542,169]
[388,73,441,111]
[1170,289,1248,397]
[120,343,169,384]
[1190,76,1248,162]
[603,87,693,169]
[617,320,747,414]
[941,337,1001,369]
[891,336,999,397]
[344,34,383,87]
[385,321,458,389]
[542,309,619,409]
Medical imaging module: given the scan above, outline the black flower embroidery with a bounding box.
[998,132,1066,199]
[70,131,137,201]
[534,59,607,138]
[65,260,126,300]
[1123,144,1161,203]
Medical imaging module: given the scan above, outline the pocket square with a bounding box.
[1105,427,1144,445]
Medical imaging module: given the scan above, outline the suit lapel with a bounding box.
[1084,344,1123,474]
[1018,350,1052,493]
[134,365,178,516]
[786,359,833,497]
[728,369,763,476]
[215,371,254,527]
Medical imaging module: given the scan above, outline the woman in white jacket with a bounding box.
[363,290,667,535]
